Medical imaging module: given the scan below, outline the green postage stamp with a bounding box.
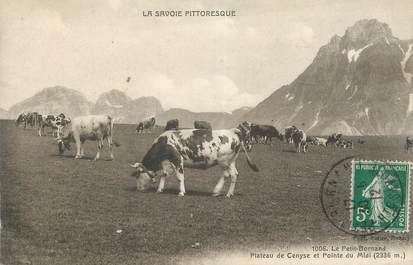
[351,160,411,233]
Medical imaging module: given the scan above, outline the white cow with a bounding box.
[315,137,327,147]
[57,115,119,161]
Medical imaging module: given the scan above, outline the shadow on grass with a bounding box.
[282,149,297,153]
[50,154,96,161]
[123,185,223,197]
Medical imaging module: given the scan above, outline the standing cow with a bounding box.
[285,126,298,143]
[130,123,258,197]
[39,114,68,137]
[250,124,283,144]
[292,129,308,152]
[57,115,119,161]
[165,119,179,131]
[136,116,156,134]
[194,120,212,130]
[406,137,413,152]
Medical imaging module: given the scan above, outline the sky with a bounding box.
[0,0,412,112]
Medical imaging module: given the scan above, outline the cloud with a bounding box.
[125,73,260,112]
[288,23,315,46]
[108,0,122,10]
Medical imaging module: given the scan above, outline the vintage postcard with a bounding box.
[1,0,412,264]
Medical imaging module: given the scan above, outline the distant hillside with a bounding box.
[91,89,163,123]
[6,86,251,126]
[0,108,10,119]
[155,107,252,129]
[8,86,93,118]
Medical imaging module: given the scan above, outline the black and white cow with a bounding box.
[250,124,283,144]
[194,120,212,130]
[130,123,258,197]
[327,133,353,149]
[406,137,413,152]
[165,119,179,131]
[285,126,298,143]
[292,129,308,152]
[136,116,156,134]
[57,115,119,161]
[306,136,319,145]
[326,133,343,146]
[16,113,27,128]
[38,114,68,137]
[337,139,353,149]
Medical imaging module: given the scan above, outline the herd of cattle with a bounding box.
[13,112,412,197]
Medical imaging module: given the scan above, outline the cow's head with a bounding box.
[130,163,156,191]
[237,121,253,151]
[57,137,71,154]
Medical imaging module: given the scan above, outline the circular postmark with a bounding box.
[320,156,406,236]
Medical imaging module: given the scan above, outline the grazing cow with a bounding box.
[165,119,179,131]
[130,123,258,197]
[250,124,283,144]
[292,129,307,152]
[136,116,156,134]
[57,115,119,161]
[194,120,212,130]
[406,137,413,152]
[285,126,298,143]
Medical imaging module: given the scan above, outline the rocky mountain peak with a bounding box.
[342,19,393,48]
[240,18,412,135]
[95,89,131,107]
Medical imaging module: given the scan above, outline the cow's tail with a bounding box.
[241,142,259,172]
[108,116,121,147]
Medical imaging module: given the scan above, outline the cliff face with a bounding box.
[242,19,413,135]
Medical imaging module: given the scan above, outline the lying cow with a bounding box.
[315,137,327,147]
[407,137,413,152]
[136,116,156,134]
[326,133,343,146]
[250,124,283,144]
[306,136,327,147]
[292,129,308,152]
[57,115,119,161]
[130,123,258,197]
[306,136,319,145]
[337,139,353,149]
[194,120,212,130]
[165,119,179,131]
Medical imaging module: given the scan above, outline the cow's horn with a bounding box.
[130,163,141,168]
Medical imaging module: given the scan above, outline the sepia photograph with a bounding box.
[0,0,412,264]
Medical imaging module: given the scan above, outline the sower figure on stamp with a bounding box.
[362,167,397,226]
